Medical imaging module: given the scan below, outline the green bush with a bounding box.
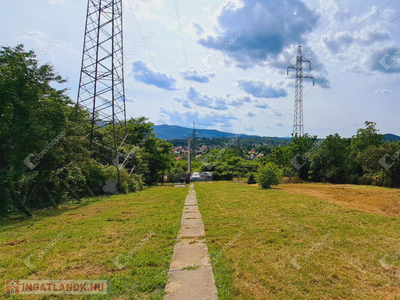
[212,172,233,181]
[257,163,282,189]
[247,172,256,184]
[103,166,143,194]
[221,172,233,181]
[213,173,221,181]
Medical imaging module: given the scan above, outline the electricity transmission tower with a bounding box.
[76,0,127,174]
[287,46,315,137]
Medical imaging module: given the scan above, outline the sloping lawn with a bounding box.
[195,181,400,300]
[279,183,400,217]
[0,186,187,299]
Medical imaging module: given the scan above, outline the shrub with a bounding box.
[221,172,233,181]
[213,173,221,181]
[212,172,233,181]
[257,163,282,189]
[247,172,256,184]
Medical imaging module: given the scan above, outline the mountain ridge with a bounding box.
[153,124,400,141]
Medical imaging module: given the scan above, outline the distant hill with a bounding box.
[385,134,400,142]
[153,124,259,140]
[153,125,400,142]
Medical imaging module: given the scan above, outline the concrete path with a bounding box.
[164,184,218,300]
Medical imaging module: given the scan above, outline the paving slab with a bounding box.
[180,218,205,228]
[164,184,218,300]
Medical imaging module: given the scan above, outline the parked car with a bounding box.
[191,172,201,181]
[200,172,213,179]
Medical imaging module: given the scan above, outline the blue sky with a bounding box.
[1,0,399,137]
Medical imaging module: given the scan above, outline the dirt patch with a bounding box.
[278,183,400,217]
[4,240,26,246]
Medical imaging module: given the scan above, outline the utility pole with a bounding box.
[187,138,192,175]
[192,122,196,161]
[287,46,315,137]
[76,0,127,181]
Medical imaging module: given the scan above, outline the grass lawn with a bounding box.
[279,183,400,217]
[0,185,188,299]
[195,181,400,300]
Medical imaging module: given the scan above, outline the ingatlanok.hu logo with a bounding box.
[5,280,109,295]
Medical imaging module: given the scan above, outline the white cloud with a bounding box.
[374,88,393,94]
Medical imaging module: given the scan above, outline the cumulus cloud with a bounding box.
[131,60,177,90]
[175,87,253,110]
[192,22,205,36]
[253,100,270,109]
[160,108,237,129]
[238,78,287,98]
[198,0,319,69]
[369,47,400,74]
[374,88,393,95]
[229,95,252,107]
[309,6,399,78]
[180,68,215,83]
[246,111,256,117]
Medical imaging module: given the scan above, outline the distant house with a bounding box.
[200,145,209,152]
[248,150,256,154]
[175,156,182,160]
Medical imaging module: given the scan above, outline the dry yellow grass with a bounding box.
[197,182,400,299]
[278,183,400,217]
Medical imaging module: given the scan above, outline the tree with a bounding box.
[348,121,385,181]
[267,134,317,179]
[351,121,384,153]
[308,134,351,183]
[0,45,78,216]
[355,142,400,187]
[256,163,282,189]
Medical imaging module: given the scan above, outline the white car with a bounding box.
[191,172,201,180]
[200,172,213,178]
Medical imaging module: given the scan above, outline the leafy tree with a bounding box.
[256,163,282,189]
[0,46,175,218]
[308,134,351,183]
[355,142,400,187]
[351,121,384,153]
[348,121,385,180]
[0,45,82,216]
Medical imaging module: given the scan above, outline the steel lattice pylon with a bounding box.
[77,0,127,170]
[287,46,314,137]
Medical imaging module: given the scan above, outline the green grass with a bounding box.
[195,181,400,299]
[0,186,188,299]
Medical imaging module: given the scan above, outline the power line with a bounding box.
[161,0,201,128]
[172,0,200,126]
[314,0,395,58]
[313,13,400,70]
[174,0,189,68]
[308,0,358,42]
[125,0,175,110]
[303,54,385,97]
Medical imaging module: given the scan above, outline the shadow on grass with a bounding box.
[0,185,160,232]
[0,196,109,232]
